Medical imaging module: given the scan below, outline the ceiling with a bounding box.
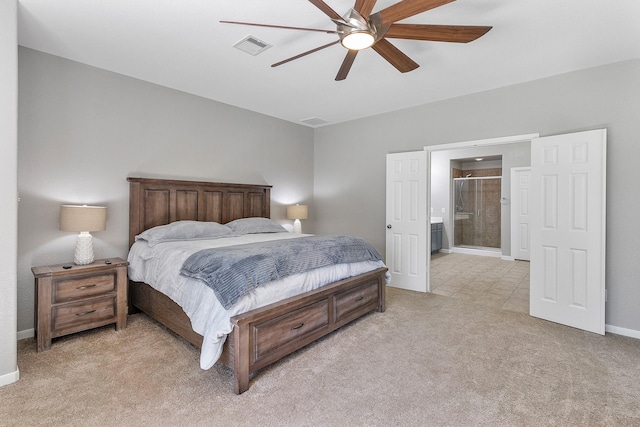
[17,0,640,127]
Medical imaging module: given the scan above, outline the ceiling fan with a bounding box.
[221,0,492,81]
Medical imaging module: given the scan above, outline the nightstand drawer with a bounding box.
[53,273,116,303]
[52,296,116,336]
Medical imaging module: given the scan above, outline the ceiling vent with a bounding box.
[233,35,272,56]
[300,117,329,127]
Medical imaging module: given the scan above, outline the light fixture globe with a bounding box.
[335,8,377,51]
[341,31,375,50]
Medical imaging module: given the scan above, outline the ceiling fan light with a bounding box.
[341,31,375,50]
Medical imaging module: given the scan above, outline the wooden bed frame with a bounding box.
[127,177,387,394]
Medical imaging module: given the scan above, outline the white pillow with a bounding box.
[225,217,288,234]
[135,221,235,246]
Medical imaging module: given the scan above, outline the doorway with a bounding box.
[428,137,533,266]
[427,136,534,312]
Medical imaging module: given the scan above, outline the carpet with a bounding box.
[2,287,639,426]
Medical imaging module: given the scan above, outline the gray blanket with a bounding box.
[180,235,382,309]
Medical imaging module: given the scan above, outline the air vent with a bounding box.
[300,117,329,126]
[233,35,272,56]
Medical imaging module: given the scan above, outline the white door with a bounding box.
[386,151,427,292]
[530,129,606,334]
[510,167,531,261]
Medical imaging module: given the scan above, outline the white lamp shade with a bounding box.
[60,205,107,232]
[286,204,308,220]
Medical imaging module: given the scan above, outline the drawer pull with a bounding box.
[354,296,364,302]
[291,323,304,330]
[76,284,97,290]
[75,309,97,316]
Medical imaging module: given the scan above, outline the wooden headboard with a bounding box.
[128,177,272,247]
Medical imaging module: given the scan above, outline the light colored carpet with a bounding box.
[2,287,640,426]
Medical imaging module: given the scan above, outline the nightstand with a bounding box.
[32,257,128,352]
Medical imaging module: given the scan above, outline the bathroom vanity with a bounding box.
[431,217,443,253]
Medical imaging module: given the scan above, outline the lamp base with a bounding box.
[293,219,302,234]
[74,232,95,265]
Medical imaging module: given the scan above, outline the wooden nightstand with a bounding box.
[32,257,128,352]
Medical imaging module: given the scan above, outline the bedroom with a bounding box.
[2,0,640,423]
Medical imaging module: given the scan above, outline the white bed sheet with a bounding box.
[127,233,387,369]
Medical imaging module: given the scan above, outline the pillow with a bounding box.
[225,217,288,234]
[135,221,235,246]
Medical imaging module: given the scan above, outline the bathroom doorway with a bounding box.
[426,134,535,294]
[426,135,534,312]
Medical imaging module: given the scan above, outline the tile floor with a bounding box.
[430,252,530,313]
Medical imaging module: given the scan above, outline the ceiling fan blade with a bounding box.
[271,40,340,68]
[377,0,455,26]
[385,23,492,42]
[220,20,338,34]
[353,0,378,19]
[335,50,359,81]
[308,0,344,21]
[371,38,419,73]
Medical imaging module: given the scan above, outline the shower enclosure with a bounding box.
[453,176,502,250]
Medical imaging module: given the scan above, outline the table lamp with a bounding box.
[59,205,107,265]
[287,204,308,234]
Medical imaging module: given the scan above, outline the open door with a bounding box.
[530,129,606,334]
[385,151,427,292]
[511,167,531,261]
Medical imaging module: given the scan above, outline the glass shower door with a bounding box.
[454,178,478,247]
[453,177,501,249]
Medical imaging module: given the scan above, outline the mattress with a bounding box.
[127,233,387,369]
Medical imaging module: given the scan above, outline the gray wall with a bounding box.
[17,48,314,332]
[314,59,640,332]
[0,0,18,386]
[15,46,640,336]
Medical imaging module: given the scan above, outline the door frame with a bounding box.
[424,133,539,293]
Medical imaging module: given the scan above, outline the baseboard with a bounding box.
[451,247,502,258]
[501,256,515,261]
[0,367,19,387]
[440,249,453,254]
[17,328,34,340]
[605,324,640,339]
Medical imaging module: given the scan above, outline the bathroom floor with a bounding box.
[429,252,530,314]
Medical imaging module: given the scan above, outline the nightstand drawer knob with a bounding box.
[76,284,97,290]
[75,309,97,316]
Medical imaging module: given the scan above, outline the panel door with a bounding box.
[385,152,427,292]
[530,129,606,334]
[511,167,531,261]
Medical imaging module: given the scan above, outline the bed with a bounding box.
[127,177,388,394]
